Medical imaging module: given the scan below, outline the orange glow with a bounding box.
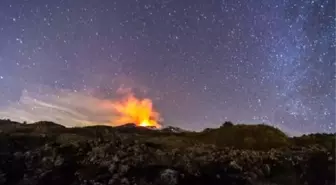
[110,92,162,128]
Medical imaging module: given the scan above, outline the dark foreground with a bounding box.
[0,120,335,185]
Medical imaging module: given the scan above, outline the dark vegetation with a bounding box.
[0,119,334,185]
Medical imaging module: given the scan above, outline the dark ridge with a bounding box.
[30,121,66,128]
[0,119,21,125]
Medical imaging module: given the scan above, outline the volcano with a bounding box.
[109,92,162,128]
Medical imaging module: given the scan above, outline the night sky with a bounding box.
[0,0,335,135]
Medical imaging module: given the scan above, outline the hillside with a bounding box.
[0,119,334,185]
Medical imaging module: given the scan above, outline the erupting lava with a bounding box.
[110,92,162,128]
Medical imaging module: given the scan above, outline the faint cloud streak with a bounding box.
[0,87,123,127]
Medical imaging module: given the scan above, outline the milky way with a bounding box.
[0,0,334,135]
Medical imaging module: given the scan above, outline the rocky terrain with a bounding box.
[0,119,334,185]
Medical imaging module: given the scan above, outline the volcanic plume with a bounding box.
[110,92,162,128]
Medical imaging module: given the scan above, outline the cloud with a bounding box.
[0,86,121,127]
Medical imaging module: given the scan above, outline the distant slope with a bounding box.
[193,123,290,150]
[0,119,334,151]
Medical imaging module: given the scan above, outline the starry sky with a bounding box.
[0,0,335,135]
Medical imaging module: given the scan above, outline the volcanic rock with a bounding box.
[0,119,334,185]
